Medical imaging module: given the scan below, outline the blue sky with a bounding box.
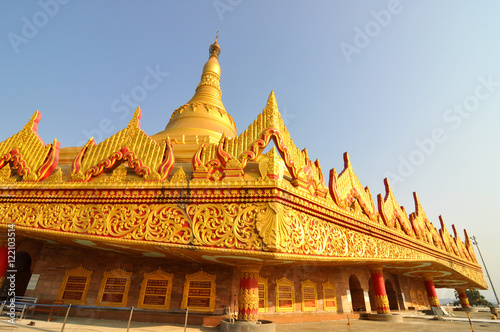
[1,1,500,302]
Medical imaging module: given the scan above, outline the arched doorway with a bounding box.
[349,275,366,312]
[14,252,32,297]
[385,280,399,310]
[0,251,32,298]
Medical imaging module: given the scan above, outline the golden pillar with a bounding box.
[370,267,390,314]
[423,275,440,307]
[237,264,262,322]
[456,288,471,308]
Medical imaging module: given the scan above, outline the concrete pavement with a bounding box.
[1,310,499,332]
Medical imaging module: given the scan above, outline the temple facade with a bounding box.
[0,37,487,325]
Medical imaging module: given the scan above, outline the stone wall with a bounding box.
[15,238,431,319]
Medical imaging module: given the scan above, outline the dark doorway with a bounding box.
[1,251,32,299]
[385,280,399,310]
[16,252,32,296]
[349,275,366,312]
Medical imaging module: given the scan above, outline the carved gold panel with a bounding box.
[57,266,93,305]
[409,288,418,309]
[137,269,173,310]
[258,276,268,313]
[300,279,318,312]
[322,280,337,312]
[181,270,216,312]
[276,277,295,313]
[96,268,132,307]
[417,289,426,308]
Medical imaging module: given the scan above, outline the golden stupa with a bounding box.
[152,33,237,160]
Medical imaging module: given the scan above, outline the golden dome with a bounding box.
[153,33,237,152]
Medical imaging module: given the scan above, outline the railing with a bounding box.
[0,301,192,332]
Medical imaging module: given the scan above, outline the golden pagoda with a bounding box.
[0,36,487,326]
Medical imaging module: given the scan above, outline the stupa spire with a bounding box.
[187,32,225,110]
[152,33,237,158]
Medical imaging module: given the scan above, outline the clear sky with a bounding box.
[1,1,499,303]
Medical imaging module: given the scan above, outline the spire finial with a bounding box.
[209,31,221,58]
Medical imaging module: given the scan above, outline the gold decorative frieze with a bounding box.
[71,108,174,182]
[96,267,132,307]
[0,111,60,182]
[137,269,173,310]
[181,270,216,312]
[0,198,486,288]
[57,266,93,305]
[186,203,265,249]
[276,276,295,312]
[300,279,318,312]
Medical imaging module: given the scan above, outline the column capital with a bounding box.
[421,273,434,282]
[237,263,263,273]
[369,266,384,275]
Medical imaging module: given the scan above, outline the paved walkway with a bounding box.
[0,310,499,332]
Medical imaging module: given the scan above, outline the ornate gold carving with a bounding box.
[96,267,132,307]
[187,92,327,196]
[439,216,460,256]
[452,224,471,261]
[329,152,377,221]
[301,279,318,312]
[463,229,477,263]
[181,270,216,312]
[186,203,265,249]
[258,147,285,181]
[137,268,173,310]
[0,111,60,182]
[71,108,173,182]
[0,203,192,244]
[238,288,259,321]
[374,294,390,313]
[45,167,63,183]
[427,294,440,307]
[0,166,17,184]
[170,167,188,184]
[276,276,295,312]
[322,280,337,312]
[57,266,93,305]
[99,164,130,183]
[378,178,415,237]
[409,193,445,249]
[0,198,486,288]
